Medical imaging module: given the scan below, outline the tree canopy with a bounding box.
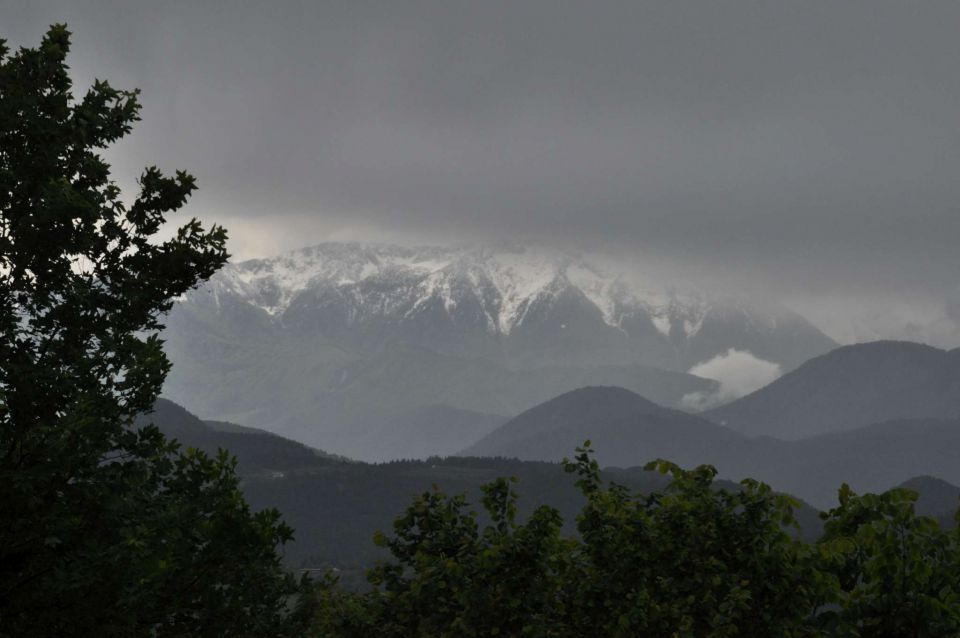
[0,24,311,637]
[314,444,960,637]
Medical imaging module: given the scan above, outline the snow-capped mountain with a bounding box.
[189,241,832,370]
[213,242,680,333]
[160,242,835,458]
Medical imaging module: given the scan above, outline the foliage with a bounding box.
[312,477,574,637]
[816,485,960,636]
[314,443,960,637]
[0,25,311,636]
[563,448,827,637]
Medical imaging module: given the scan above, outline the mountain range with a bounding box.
[461,349,960,510]
[143,397,958,579]
[161,241,835,458]
[155,340,960,510]
[186,242,833,371]
[150,244,960,575]
[141,399,819,578]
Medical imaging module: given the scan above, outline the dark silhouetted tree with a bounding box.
[0,25,312,637]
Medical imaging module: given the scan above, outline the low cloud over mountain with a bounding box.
[682,349,782,410]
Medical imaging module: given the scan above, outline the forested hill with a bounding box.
[142,399,820,573]
[141,399,341,474]
[462,385,745,466]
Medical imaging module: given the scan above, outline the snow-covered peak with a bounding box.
[203,241,712,334]
[212,242,449,315]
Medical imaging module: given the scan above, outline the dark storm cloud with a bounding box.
[3,1,959,340]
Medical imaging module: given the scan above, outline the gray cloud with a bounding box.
[3,1,959,343]
[947,289,960,321]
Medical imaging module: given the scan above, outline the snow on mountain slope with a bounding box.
[204,242,703,334]
[180,241,835,374]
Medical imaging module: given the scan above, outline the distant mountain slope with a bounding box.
[140,401,802,577]
[460,387,960,510]
[140,401,960,581]
[898,476,960,524]
[141,399,336,474]
[704,341,960,439]
[461,386,746,468]
[325,404,508,462]
[739,419,960,509]
[163,331,715,456]
[239,454,823,579]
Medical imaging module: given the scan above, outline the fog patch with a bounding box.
[946,287,960,324]
[682,349,781,411]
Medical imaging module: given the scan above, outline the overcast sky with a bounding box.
[3,1,959,345]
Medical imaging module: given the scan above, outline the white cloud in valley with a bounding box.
[682,349,782,411]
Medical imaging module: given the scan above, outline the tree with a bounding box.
[562,446,828,637]
[312,442,960,635]
[816,485,960,637]
[0,25,311,636]
[313,477,573,637]
[313,445,831,637]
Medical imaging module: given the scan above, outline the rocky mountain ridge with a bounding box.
[187,241,834,371]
